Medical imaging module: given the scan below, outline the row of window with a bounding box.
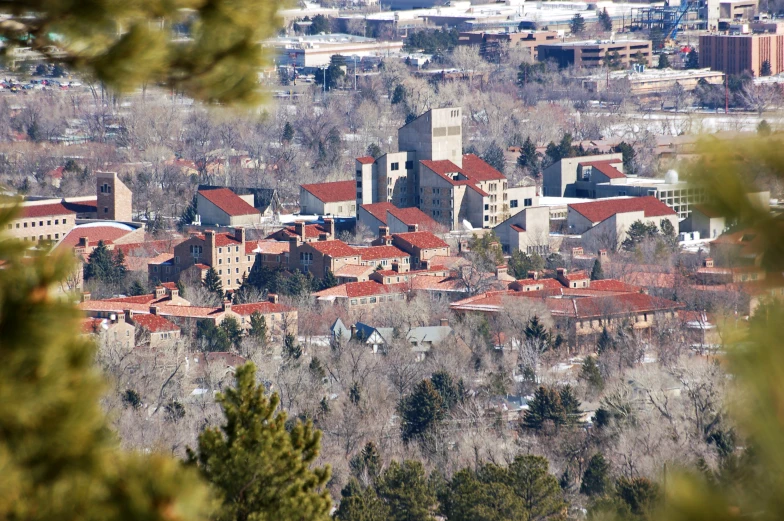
[9,218,67,230]
[21,234,59,242]
[389,161,414,171]
[349,293,406,306]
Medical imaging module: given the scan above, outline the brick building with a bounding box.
[538,39,652,68]
[96,172,133,222]
[699,33,784,76]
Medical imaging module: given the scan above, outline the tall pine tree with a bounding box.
[188,363,331,521]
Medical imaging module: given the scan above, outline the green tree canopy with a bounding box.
[376,460,436,521]
[0,0,284,104]
[84,240,127,285]
[399,379,445,443]
[581,453,611,497]
[591,258,604,280]
[570,13,586,35]
[188,363,331,521]
[598,8,612,31]
[657,53,670,69]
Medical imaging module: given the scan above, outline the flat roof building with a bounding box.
[538,39,652,68]
[266,34,403,68]
[699,33,784,76]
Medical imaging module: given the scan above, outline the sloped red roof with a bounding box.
[461,154,506,181]
[19,202,76,219]
[232,301,295,315]
[579,160,626,180]
[58,226,137,249]
[301,180,356,203]
[271,223,331,240]
[198,188,259,217]
[345,281,408,298]
[361,202,397,224]
[419,158,491,197]
[247,240,289,255]
[308,240,357,258]
[569,196,675,223]
[563,270,590,282]
[393,231,449,250]
[131,313,180,333]
[589,279,642,292]
[388,206,439,229]
[81,318,104,334]
[357,245,408,261]
[356,156,376,165]
[46,166,65,180]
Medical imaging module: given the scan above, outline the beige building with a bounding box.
[197,187,261,227]
[538,39,652,69]
[493,206,551,254]
[458,30,559,61]
[96,172,133,222]
[300,181,357,217]
[699,33,784,76]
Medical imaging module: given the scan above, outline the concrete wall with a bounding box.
[506,185,538,216]
[356,160,376,207]
[543,154,623,197]
[97,172,133,222]
[9,210,74,243]
[495,205,551,253]
[398,107,462,165]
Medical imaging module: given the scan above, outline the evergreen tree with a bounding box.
[283,333,303,361]
[430,370,460,410]
[335,479,389,521]
[570,13,586,35]
[613,141,637,174]
[686,49,699,69]
[581,453,611,497]
[505,455,566,520]
[596,326,615,354]
[391,84,408,105]
[320,269,339,290]
[220,316,243,349]
[657,53,670,69]
[399,379,445,443]
[249,311,269,345]
[525,315,550,344]
[523,386,567,430]
[128,279,146,296]
[591,259,604,280]
[188,363,331,521]
[376,460,436,521]
[179,196,198,231]
[598,8,612,31]
[622,220,659,251]
[439,468,523,521]
[309,14,331,35]
[481,141,506,174]
[517,61,546,85]
[0,212,212,520]
[196,319,231,352]
[559,385,582,425]
[203,267,223,298]
[366,142,383,158]
[579,356,604,392]
[516,136,541,174]
[282,121,295,143]
[83,240,127,285]
[349,441,382,482]
[762,59,772,76]
[758,119,772,136]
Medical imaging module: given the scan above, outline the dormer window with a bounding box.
[582,167,591,181]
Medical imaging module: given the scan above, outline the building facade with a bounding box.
[699,33,784,76]
[537,39,652,68]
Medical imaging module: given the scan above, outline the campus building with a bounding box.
[699,33,784,76]
[537,39,653,69]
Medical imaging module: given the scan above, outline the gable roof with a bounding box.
[231,301,295,316]
[131,313,180,333]
[19,202,76,219]
[308,240,358,258]
[301,180,356,203]
[270,223,331,240]
[393,231,449,250]
[361,202,397,224]
[388,206,440,230]
[461,153,506,181]
[569,196,675,223]
[356,156,376,165]
[198,188,260,217]
[692,204,723,219]
[357,245,408,261]
[57,225,137,249]
[314,280,408,299]
[579,160,626,180]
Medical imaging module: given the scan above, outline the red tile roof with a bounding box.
[301,180,356,203]
[271,223,331,240]
[46,166,65,180]
[388,206,440,230]
[231,301,295,315]
[579,160,626,180]
[357,245,408,261]
[198,188,260,217]
[313,280,408,299]
[461,153,506,181]
[58,226,137,249]
[356,156,376,164]
[81,318,104,334]
[247,240,289,255]
[589,279,642,292]
[308,240,358,258]
[19,202,77,219]
[393,231,449,250]
[131,313,180,333]
[360,202,397,224]
[569,196,675,223]
[419,158,493,196]
[562,270,589,282]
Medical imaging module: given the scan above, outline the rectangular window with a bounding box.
[55,219,59,225]
[524,198,533,207]
[218,248,222,253]
[350,299,358,305]
[47,220,51,225]
[510,200,518,208]
[391,162,399,171]
[219,259,222,264]
[31,222,35,228]
[484,204,489,210]
[63,219,66,224]
[405,160,413,169]
[356,169,362,177]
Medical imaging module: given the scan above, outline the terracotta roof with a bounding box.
[356,156,376,164]
[589,279,642,292]
[18,202,75,219]
[388,206,440,230]
[193,231,241,247]
[335,264,375,278]
[81,318,104,334]
[131,313,180,333]
[419,158,493,196]
[357,245,408,261]
[147,253,174,265]
[231,301,295,315]
[569,196,676,223]
[461,153,506,181]
[409,275,467,292]
[46,166,65,180]
[428,255,470,269]
[248,240,289,255]
[192,263,210,270]
[562,270,589,282]
[62,199,98,214]
[300,180,356,203]
[579,160,626,180]
[198,188,260,217]
[271,223,330,239]
[58,226,137,249]
[360,202,397,224]
[510,224,526,233]
[314,280,408,299]
[393,231,449,250]
[308,240,358,257]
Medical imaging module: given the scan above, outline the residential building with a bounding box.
[493,205,551,254]
[537,39,653,69]
[300,181,357,217]
[380,230,450,270]
[543,157,707,220]
[356,107,539,230]
[567,196,679,251]
[683,204,727,240]
[699,33,784,76]
[229,296,298,343]
[81,314,135,349]
[450,270,683,349]
[313,280,408,308]
[124,309,181,348]
[288,239,362,277]
[196,187,261,227]
[331,317,461,358]
[358,202,442,235]
[267,220,336,243]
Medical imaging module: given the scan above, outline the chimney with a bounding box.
[79,236,89,248]
[528,270,538,280]
[149,306,160,315]
[407,223,419,232]
[169,288,179,299]
[81,292,91,302]
[440,318,449,327]
[704,257,714,268]
[294,221,306,240]
[124,309,133,322]
[204,230,216,250]
[234,227,245,244]
[599,249,608,258]
[155,286,166,299]
[323,217,335,237]
[268,293,279,304]
[496,265,508,277]
[379,225,389,237]
[222,299,232,312]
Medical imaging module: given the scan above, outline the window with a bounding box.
[236,268,239,274]
[524,198,533,207]
[360,298,367,304]
[47,220,51,225]
[338,206,343,213]
[55,234,59,239]
[236,247,239,252]
[227,257,231,264]
[15,223,19,228]
[218,248,222,253]
[31,222,35,228]
[100,183,111,193]
[484,204,489,210]
[369,297,377,303]
[510,200,518,208]
[219,269,222,275]
[63,219,67,224]
[356,169,362,177]
[103,207,108,214]
[235,257,239,263]
[391,162,399,171]
[55,219,59,225]
[484,215,489,221]
[405,160,413,169]
[350,299,358,305]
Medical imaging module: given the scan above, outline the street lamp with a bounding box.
[351,54,360,90]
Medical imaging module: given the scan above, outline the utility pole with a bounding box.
[725,73,729,114]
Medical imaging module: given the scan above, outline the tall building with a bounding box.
[96,172,133,222]
[355,108,538,230]
[699,34,784,76]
